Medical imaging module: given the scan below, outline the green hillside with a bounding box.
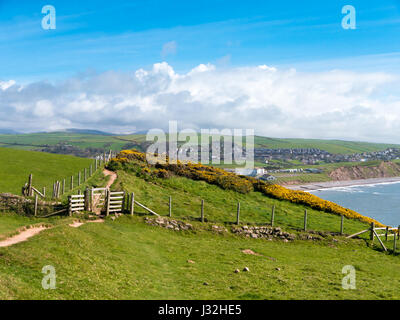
[0,147,93,194]
[253,136,400,154]
[0,149,400,299]
[0,132,397,155]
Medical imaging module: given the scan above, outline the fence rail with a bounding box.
[348,222,400,254]
[21,150,117,200]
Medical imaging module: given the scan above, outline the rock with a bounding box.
[230,225,295,241]
[243,267,250,272]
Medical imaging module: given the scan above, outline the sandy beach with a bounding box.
[285,176,400,191]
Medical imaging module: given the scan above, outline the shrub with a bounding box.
[111,149,384,226]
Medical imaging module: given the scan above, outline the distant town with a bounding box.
[254,147,400,165]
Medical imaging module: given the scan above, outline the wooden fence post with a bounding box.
[84,168,87,182]
[68,196,72,216]
[78,172,81,186]
[394,232,397,253]
[304,209,308,231]
[370,222,375,241]
[201,200,204,222]
[106,189,110,216]
[169,196,172,217]
[28,174,33,196]
[385,227,389,241]
[90,164,93,176]
[271,204,275,227]
[43,187,46,198]
[340,215,344,235]
[236,202,240,225]
[84,188,90,211]
[71,175,74,190]
[130,192,135,215]
[398,225,400,240]
[62,179,65,195]
[34,194,38,217]
[95,159,98,170]
[57,181,61,198]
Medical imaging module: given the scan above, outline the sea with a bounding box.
[310,181,400,226]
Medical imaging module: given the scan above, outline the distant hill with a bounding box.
[0,131,398,156]
[0,129,20,134]
[55,128,115,136]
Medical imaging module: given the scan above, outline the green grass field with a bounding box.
[0,214,399,299]
[0,147,94,195]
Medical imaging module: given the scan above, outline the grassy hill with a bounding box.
[0,149,399,299]
[0,147,93,195]
[0,132,398,155]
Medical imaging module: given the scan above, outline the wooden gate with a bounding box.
[106,191,125,216]
[91,187,107,214]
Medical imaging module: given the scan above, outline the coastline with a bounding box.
[284,176,400,191]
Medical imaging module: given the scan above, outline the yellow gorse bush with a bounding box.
[109,149,384,227]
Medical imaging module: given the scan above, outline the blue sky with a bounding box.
[1,0,400,142]
[1,0,400,81]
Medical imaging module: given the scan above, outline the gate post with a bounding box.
[370,222,375,241]
[106,189,111,216]
[84,187,90,211]
[130,192,135,215]
[68,196,72,216]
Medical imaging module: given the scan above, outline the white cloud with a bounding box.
[0,63,399,142]
[161,41,177,57]
[0,80,15,91]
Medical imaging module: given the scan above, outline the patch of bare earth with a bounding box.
[241,249,261,256]
[69,219,104,228]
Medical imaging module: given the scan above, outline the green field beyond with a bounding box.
[0,147,92,194]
